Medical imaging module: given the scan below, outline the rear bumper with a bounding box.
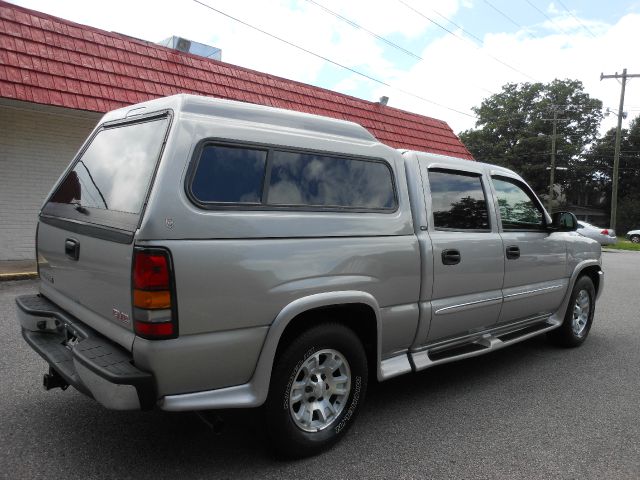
[16,294,155,410]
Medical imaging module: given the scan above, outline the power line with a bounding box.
[305,0,495,96]
[524,0,568,34]
[398,0,539,82]
[304,0,421,61]
[482,0,537,39]
[192,0,477,118]
[555,0,597,38]
[427,6,484,45]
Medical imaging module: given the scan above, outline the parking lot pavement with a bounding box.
[1,250,639,479]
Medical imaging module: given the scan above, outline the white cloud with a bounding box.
[383,11,640,135]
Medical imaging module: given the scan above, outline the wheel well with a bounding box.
[579,265,601,295]
[275,303,378,374]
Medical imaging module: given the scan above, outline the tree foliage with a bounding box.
[459,79,603,196]
[575,116,640,217]
[571,117,640,233]
[616,193,640,233]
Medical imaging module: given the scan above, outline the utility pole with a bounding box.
[548,107,559,212]
[600,68,640,230]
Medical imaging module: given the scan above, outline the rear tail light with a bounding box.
[600,229,609,236]
[132,248,178,339]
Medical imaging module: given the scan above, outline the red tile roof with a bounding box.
[0,1,473,159]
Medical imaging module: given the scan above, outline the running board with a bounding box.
[410,318,562,371]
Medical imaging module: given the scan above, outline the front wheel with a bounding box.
[630,234,640,244]
[548,275,596,347]
[265,323,368,458]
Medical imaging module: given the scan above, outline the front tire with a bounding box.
[630,234,640,243]
[548,275,596,347]
[265,323,368,458]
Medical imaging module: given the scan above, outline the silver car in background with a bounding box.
[626,229,640,243]
[577,221,617,245]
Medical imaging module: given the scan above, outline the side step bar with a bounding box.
[410,318,561,372]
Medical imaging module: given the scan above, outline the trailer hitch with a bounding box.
[43,367,69,391]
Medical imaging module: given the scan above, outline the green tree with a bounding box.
[459,79,603,198]
[616,193,640,234]
[576,116,640,229]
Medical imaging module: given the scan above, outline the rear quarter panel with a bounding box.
[145,236,420,336]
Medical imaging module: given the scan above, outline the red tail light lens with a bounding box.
[134,321,174,337]
[132,248,178,340]
[601,229,609,235]
[134,252,170,290]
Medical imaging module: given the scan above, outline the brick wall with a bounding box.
[0,100,100,260]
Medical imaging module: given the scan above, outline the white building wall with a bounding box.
[0,99,101,260]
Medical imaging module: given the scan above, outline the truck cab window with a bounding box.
[492,177,545,230]
[428,170,489,231]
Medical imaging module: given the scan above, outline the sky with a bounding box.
[8,0,640,135]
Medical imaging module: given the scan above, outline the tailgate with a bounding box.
[37,112,171,350]
[38,222,136,343]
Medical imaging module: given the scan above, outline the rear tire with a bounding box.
[265,323,368,458]
[548,275,595,347]
[630,234,640,243]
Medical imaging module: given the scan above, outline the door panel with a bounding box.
[417,166,505,343]
[499,231,568,323]
[491,176,568,324]
[428,231,504,340]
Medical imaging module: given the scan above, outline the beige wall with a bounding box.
[0,99,101,260]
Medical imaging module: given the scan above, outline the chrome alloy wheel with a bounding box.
[288,349,351,432]
[572,289,591,337]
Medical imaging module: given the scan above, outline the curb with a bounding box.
[0,272,38,281]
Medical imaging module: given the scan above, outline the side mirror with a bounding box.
[550,211,578,232]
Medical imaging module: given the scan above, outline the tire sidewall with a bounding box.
[564,276,596,345]
[266,324,368,456]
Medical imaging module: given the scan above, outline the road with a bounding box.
[1,251,639,479]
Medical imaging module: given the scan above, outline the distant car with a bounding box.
[626,229,640,243]
[577,221,617,245]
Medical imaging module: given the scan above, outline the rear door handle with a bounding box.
[506,245,520,260]
[65,238,80,261]
[442,249,461,265]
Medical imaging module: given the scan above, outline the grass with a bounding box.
[603,238,640,251]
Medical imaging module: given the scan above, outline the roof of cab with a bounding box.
[102,94,379,143]
[402,149,521,179]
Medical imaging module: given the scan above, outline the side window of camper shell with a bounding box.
[188,143,397,212]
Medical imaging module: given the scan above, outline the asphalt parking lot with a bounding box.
[1,250,639,479]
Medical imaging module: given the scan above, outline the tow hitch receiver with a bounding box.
[43,367,69,391]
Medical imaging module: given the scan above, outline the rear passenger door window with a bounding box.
[427,170,490,230]
[492,177,545,230]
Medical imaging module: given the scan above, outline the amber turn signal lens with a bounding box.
[133,289,171,309]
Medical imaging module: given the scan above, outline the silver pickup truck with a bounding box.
[16,94,603,457]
